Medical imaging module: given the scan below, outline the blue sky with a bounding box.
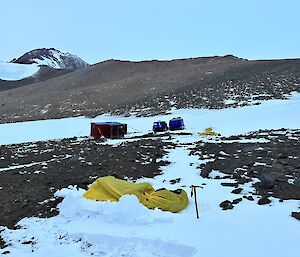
[1,0,299,64]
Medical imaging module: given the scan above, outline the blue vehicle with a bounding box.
[153,121,168,132]
[169,117,185,130]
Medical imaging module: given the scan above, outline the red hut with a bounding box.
[91,122,127,139]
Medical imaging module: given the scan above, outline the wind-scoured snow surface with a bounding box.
[0,93,300,257]
[0,61,39,81]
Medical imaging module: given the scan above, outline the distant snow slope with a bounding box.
[0,92,299,145]
[11,48,89,70]
[0,61,39,81]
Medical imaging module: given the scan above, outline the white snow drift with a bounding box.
[0,61,39,81]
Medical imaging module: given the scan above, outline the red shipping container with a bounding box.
[91,122,127,139]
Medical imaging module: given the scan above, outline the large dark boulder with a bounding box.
[258,196,271,205]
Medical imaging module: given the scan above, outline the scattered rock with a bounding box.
[170,178,181,184]
[232,198,243,204]
[191,129,300,200]
[108,153,114,159]
[232,173,242,179]
[291,212,300,221]
[259,173,278,190]
[219,200,234,210]
[21,203,28,208]
[0,137,168,231]
[243,195,254,201]
[22,240,34,245]
[278,159,289,166]
[151,156,157,163]
[258,196,271,205]
[277,154,288,159]
[294,178,300,186]
[69,155,80,161]
[231,188,243,194]
[155,153,164,158]
[248,195,254,201]
[0,236,6,249]
[200,169,211,178]
[221,182,239,188]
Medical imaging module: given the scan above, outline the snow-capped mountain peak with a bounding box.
[11,48,89,70]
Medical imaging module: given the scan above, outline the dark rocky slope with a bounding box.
[0,56,300,123]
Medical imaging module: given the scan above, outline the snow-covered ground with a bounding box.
[0,93,300,257]
[0,61,39,81]
[0,92,300,145]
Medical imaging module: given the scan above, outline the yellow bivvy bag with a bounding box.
[198,127,220,136]
[83,176,188,213]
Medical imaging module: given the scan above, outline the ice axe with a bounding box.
[190,185,203,219]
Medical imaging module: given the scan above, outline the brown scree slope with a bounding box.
[0,56,300,123]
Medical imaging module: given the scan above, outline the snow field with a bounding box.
[0,92,300,146]
[0,62,39,81]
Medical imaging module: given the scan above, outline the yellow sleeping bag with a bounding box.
[83,176,188,213]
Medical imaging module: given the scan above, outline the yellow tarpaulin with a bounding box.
[83,176,189,213]
[198,127,220,136]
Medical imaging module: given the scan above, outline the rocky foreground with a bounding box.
[0,129,299,249]
[0,137,169,231]
[190,129,300,212]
